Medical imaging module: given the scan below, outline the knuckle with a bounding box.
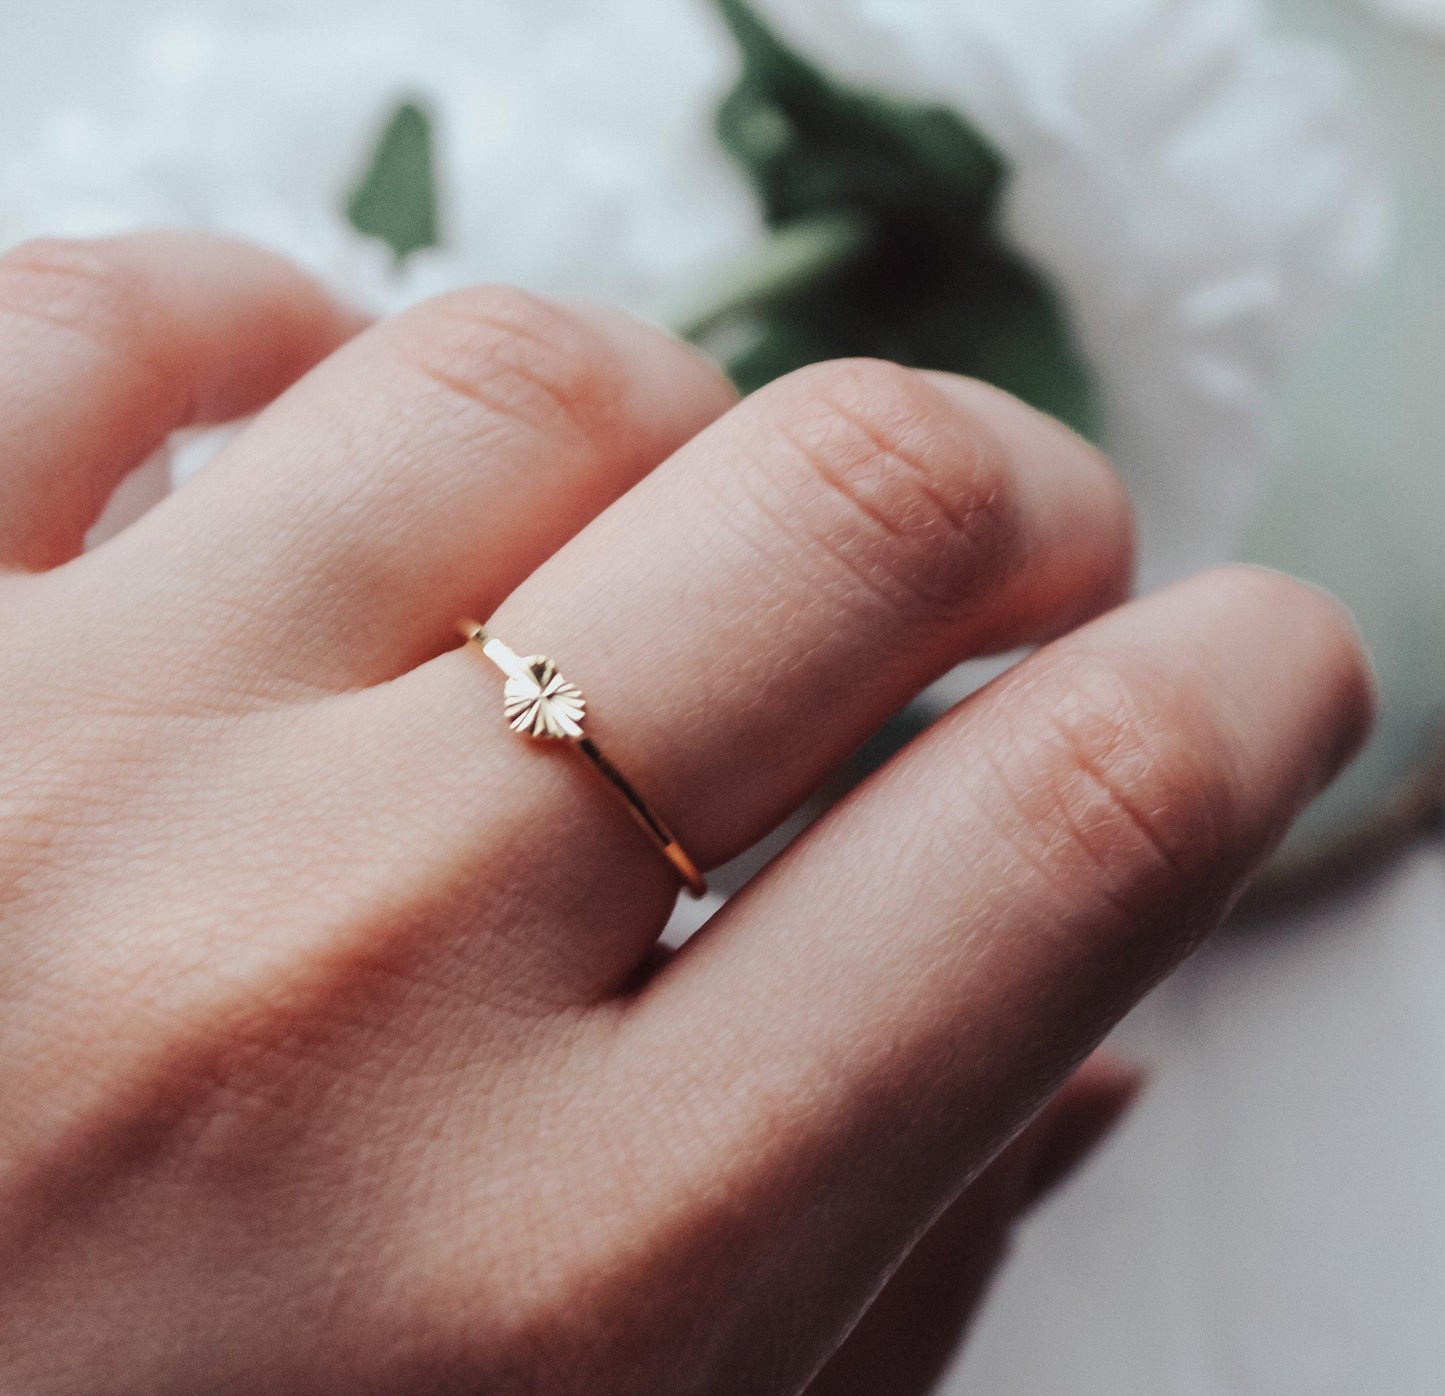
[1005,649,1246,923]
[0,238,157,365]
[754,359,1023,624]
[391,284,626,452]
[401,1209,681,1393]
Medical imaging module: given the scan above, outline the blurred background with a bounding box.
[1,0,1440,1390]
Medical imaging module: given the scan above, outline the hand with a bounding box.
[0,232,1373,1394]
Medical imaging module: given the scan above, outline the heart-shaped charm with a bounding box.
[502,657,586,740]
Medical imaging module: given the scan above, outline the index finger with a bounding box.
[0,232,361,570]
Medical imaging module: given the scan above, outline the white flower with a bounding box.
[0,0,1387,586]
[0,5,762,316]
[754,0,1390,585]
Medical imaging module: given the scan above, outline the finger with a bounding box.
[807,1053,1143,1396]
[605,567,1371,1393]
[1015,1049,1143,1211]
[357,361,1130,991]
[488,362,1132,858]
[0,232,362,570]
[93,287,736,689]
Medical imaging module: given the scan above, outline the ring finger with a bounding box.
[342,356,1134,995]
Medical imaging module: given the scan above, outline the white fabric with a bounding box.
[958,839,1445,1395]
[1354,0,1445,34]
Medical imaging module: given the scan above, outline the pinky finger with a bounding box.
[805,1053,1143,1396]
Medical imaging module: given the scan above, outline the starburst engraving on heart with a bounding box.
[502,656,587,740]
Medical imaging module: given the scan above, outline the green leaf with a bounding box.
[702,0,1097,437]
[345,100,440,264]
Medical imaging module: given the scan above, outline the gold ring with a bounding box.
[457,620,707,898]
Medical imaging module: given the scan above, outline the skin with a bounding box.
[0,231,1374,1395]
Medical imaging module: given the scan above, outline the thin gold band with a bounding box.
[457,620,707,898]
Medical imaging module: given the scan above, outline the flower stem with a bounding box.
[670,210,873,343]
